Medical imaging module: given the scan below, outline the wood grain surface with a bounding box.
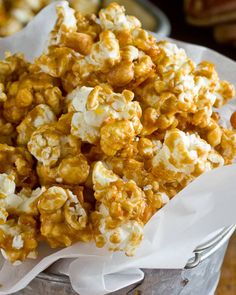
[216,233,236,295]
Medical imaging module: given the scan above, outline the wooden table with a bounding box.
[216,233,236,295]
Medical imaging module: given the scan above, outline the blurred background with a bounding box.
[0,0,235,61]
[155,0,236,61]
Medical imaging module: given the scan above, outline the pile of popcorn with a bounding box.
[0,2,236,264]
[0,0,100,36]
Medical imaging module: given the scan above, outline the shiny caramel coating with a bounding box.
[0,2,235,263]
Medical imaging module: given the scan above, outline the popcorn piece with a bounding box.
[73,30,120,77]
[38,186,91,248]
[100,120,136,156]
[0,174,18,224]
[0,144,37,188]
[28,125,61,167]
[91,161,146,255]
[151,129,224,184]
[217,128,236,164]
[17,104,56,145]
[105,157,158,190]
[95,204,143,256]
[37,154,90,186]
[28,123,80,165]
[0,216,38,263]
[99,2,141,33]
[69,85,142,153]
[49,2,77,46]
[0,112,15,145]
[36,47,78,79]
[58,155,90,185]
[106,46,139,87]
[62,31,93,55]
[0,174,46,224]
[0,173,15,197]
[28,122,89,185]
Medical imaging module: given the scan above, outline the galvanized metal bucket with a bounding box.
[14,225,235,295]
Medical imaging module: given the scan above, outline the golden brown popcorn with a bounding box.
[0,174,40,263]
[0,53,28,84]
[17,104,56,145]
[0,1,235,263]
[104,156,155,189]
[0,144,37,188]
[38,186,91,248]
[57,155,90,185]
[72,30,121,78]
[68,85,142,154]
[91,161,145,255]
[0,173,18,223]
[216,128,236,164]
[0,175,44,224]
[100,120,136,156]
[3,69,62,123]
[62,31,93,55]
[134,42,235,135]
[0,111,15,145]
[99,2,141,33]
[28,122,89,186]
[37,154,90,186]
[28,124,62,167]
[49,2,77,47]
[0,216,38,263]
[151,129,224,187]
[106,45,139,87]
[35,47,78,79]
[131,27,160,60]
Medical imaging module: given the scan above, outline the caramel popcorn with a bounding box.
[17,104,56,145]
[0,144,37,188]
[0,216,38,263]
[68,85,142,152]
[38,186,91,247]
[0,2,235,263]
[91,161,145,255]
[151,129,224,186]
[28,122,89,185]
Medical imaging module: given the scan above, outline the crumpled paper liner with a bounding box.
[0,2,235,295]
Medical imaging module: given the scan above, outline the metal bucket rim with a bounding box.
[36,224,235,282]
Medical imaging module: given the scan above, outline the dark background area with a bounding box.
[152,0,236,61]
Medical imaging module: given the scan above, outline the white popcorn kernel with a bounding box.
[143,185,153,191]
[160,193,170,204]
[98,204,143,256]
[0,174,15,196]
[12,235,24,250]
[93,162,119,187]
[99,3,141,32]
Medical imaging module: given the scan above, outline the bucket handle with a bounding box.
[185,225,236,269]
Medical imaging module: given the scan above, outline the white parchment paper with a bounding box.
[0,2,236,294]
